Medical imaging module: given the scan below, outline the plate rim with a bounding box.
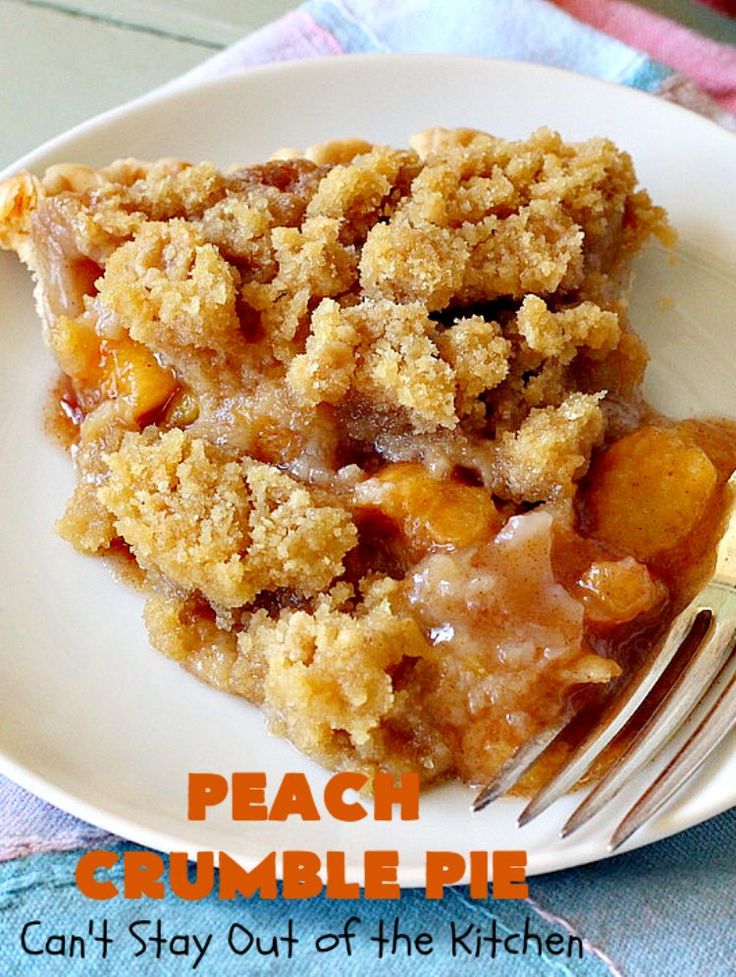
[2,51,734,183]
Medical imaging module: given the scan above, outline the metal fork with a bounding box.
[473,474,736,851]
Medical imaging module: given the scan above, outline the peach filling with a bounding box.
[407,509,622,782]
[354,461,502,555]
[583,426,718,561]
[576,558,666,625]
[52,314,178,422]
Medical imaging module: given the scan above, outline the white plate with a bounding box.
[2,55,736,886]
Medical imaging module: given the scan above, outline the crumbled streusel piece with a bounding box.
[288,298,516,432]
[497,392,606,502]
[516,295,620,364]
[237,586,433,764]
[436,316,512,418]
[360,127,670,312]
[98,220,242,357]
[99,428,357,607]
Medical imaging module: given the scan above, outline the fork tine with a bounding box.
[472,712,573,812]
[515,602,705,828]
[561,617,736,838]
[610,660,736,852]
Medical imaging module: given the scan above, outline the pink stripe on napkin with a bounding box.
[0,776,114,862]
[554,0,736,112]
[695,0,735,14]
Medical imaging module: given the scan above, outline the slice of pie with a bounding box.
[1,127,732,789]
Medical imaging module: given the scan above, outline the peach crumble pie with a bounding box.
[1,127,734,789]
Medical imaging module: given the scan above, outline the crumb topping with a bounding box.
[497,392,606,502]
[99,428,357,607]
[2,126,704,789]
[97,220,242,356]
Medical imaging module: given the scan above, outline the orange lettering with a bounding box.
[325,852,360,899]
[218,851,278,899]
[123,851,165,899]
[282,851,323,899]
[169,851,214,901]
[269,773,320,821]
[231,772,268,821]
[364,851,400,899]
[425,851,465,898]
[492,850,528,899]
[373,772,419,821]
[470,850,489,899]
[75,850,119,900]
[188,773,228,820]
[324,772,368,821]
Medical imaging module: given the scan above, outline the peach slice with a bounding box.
[102,336,177,421]
[355,461,502,552]
[576,557,666,625]
[52,315,177,421]
[584,426,717,562]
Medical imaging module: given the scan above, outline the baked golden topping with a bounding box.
[4,126,731,789]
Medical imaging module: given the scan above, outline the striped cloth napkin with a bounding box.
[172,0,736,128]
[3,2,736,975]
